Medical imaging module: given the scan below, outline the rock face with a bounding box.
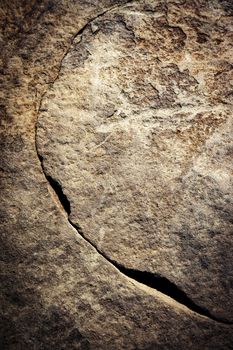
[1,0,233,349]
[37,0,233,323]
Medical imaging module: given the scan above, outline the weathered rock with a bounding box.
[1,0,233,349]
[37,0,233,324]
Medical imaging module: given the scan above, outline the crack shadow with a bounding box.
[37,155,233,326]
[34,1,233,327]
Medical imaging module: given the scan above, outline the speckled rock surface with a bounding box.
[1,0,233,349]
[37,0,233,323]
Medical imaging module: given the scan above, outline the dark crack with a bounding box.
[38,155,71,215]
[37,154,233,326]
[35,2,233,326]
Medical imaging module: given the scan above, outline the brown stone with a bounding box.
[1,0,233,349]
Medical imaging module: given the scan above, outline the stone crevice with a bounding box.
[36,152,233,326]
[35,0,233,328]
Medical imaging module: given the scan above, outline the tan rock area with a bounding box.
[1,0,233,349]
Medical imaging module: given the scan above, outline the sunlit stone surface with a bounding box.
[37,0,233,322]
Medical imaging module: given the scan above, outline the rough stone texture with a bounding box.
[37,0,233,323]
[1,0,233,349]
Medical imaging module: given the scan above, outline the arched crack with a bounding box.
[37,155,233,326]
[35,3,233,327]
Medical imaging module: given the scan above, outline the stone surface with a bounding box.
[37,0,233,323]
[1,0,233,349]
